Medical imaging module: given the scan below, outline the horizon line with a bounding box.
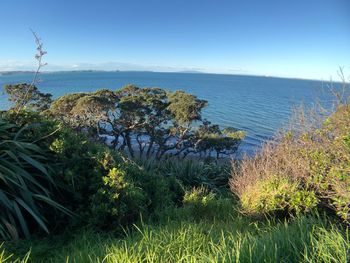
[0,69,343,84]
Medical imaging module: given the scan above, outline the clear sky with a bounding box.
[0,0,349,80]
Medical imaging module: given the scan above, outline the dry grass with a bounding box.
[230,78,350,220]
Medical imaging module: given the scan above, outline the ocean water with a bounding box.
[0,71,336,155]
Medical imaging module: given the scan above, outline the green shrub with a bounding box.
[126,165,182,218]
[49,128,183,229]
[181,187,234,220]
[136,158,231,193]
[240,177,317,216]
[0,109,233,235]
[90,167,148,228]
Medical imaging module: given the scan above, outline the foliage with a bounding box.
[166,90,207,124]
[0,119,69,240]
[1,212,349,262]
[135,158,232,193]
[181,187,234,220]
[4,83,245,160]
[48,86,244,159]
[195,121,246,158]
[47,126,182,229]
[4,84,52,112]
[89,167,148,228]
[231,104,350,222]
[1,109,185,233]
[240,177,318,216]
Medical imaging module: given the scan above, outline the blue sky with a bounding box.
[0,0,349,80]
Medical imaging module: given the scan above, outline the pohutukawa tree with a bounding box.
[5,80,244,159]
[47,85,245,159]
[4,83,52,112]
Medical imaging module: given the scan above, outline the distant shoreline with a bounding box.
[0,69,340,83]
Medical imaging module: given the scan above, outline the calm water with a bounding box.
[0,71,336,155]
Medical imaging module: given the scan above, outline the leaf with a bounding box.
[18,153,48,175]
[13,201,30,239]
[15,198,49,234]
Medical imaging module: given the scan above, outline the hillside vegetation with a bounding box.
[231,103,350,222]
[0,79,349,262]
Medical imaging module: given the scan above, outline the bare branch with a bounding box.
[16,30,47,113]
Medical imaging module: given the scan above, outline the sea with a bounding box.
[0,71,338,156]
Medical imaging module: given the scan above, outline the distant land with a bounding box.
[0,70,100,75]
[0,70,343,83]
[0,71,36,76]
[0,69,205,75]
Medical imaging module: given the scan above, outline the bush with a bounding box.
[231,104,350,222]
[49,129,181,229]
[180,187,234,220]
[89,167,148,228]
[240,177,317,216]
[136,158,231,193]
[2,110,184,232]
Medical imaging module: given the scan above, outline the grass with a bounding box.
[231,102,350,221]
[1,205,349,263]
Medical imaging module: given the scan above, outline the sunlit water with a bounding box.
[0,71,337,156]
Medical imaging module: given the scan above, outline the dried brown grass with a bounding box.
[230,73,350,220]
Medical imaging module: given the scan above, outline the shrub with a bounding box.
[136,158,231,193]
[49,127,183,229]
[181,187,234,220]
[231,104,350,222]
[124,163,182,218]
[240,177,317,216]
[89,167,148,228]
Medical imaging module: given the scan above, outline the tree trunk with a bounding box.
[146,140,154,157]
[125,132,134,158]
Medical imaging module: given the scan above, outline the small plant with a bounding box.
[182,187,234,220]
[90,167,148,228]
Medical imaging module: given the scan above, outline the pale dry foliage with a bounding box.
[230,74,350,220]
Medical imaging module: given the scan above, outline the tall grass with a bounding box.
[230,79,350,220]
[1,213,348,262]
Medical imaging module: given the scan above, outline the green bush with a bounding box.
[136,158,231,193]
[181,187,234,220]
[48,127,183,229]
[1,110,184,232]
[240,177,317,216]
[90,167,148,228]
[125,164,182,219]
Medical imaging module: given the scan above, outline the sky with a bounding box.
[0,0,349,80]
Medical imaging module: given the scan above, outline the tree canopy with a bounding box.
[5,83,245,159]
[4,83,52,111]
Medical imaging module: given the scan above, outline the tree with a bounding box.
[49,86,245,160]
[195,121,246,159]
[109,85,170,158]
[50,90,117,137]
[167,90,207,124]
[152,90,208,159]
[4,83,52,111]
